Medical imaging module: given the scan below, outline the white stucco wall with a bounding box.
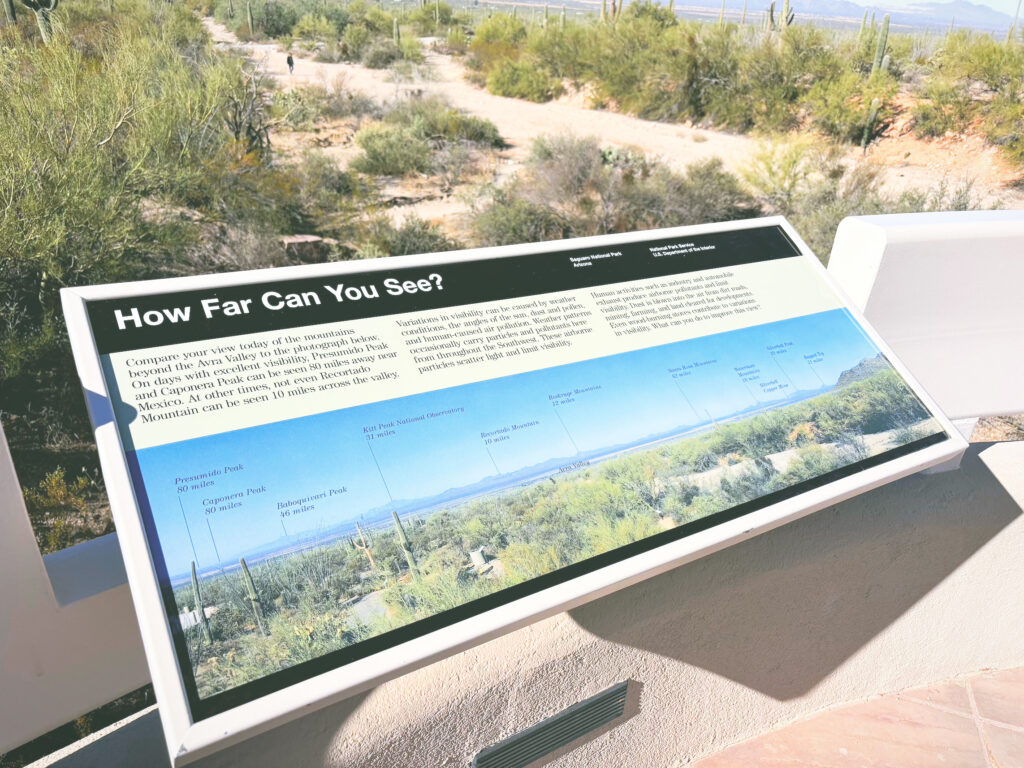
[104,438,1012,768]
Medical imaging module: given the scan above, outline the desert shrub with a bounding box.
[440,25,469,54]
[409,0,454,33]
[259,2,299,37]
[22,468,110,553]
[292,151,356,231]
[741,137,824,215]
[586,13,673,112]
[351,124,432,174]
[526,22,591,83]
[321,5,350,34]
[912,79,973,137]
[583,512,660,557]
[983,94,1024,166]
[718,458,780,505]
[356,216,461,257]
[793,166,977,261]
[274,85,332,129]
[782,444,840,484]
[274,81,380,128]
[813,370,931,440]
[361,38,401,68]
[472,184,571,246]
[292,12,335,42]
[467,12,527,76]
[486,58,564,102]
[934,30,1024,93]
[474,134,758,243]
[340,22,371,59]
[399,38,424,62]
[804,70,897,143]
[472,12,526,47]
[384,96,502,146]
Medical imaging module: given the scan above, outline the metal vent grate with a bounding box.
[472,681,630,768]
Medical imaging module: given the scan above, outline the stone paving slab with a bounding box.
[693,668,1024,768]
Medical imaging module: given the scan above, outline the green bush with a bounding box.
[361,38,401,68]
[472,135,758,244]
[472,184,571,246]
[321,5,350,34]
[384,96,502,146]
[260,2,299,37]
[356,216,461,257]
[912,79,973,138]
[983,94,1024,166]
[409,0,455,33]
[486,58,563,102]
[442,25,468,54]
[472,12,527,46]
[351,124,432,175]
[341,22,371,59]
[804,70,896,143]
[742,139,978,260]
[525,22,591,83]
[292,13,335,42]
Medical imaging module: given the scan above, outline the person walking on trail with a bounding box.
[286,53,294,75]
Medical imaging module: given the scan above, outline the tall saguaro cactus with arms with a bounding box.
[20,0,58,44]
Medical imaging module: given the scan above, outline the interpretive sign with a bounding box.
[62,217,964,764]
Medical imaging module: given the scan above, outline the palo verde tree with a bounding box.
[20,0,58,44]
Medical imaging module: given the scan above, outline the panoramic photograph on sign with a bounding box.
[62,219,960,752]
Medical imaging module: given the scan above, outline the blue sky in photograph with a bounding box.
[862,0,1018,13]
[136,308,885,577]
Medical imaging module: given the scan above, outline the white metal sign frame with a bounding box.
[61,217,965,765]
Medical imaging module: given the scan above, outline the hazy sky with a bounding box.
[135,308,884,577]
[850,0,1021,16]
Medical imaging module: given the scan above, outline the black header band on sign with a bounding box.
[87,225,801,355]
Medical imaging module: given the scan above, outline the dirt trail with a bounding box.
[206,18,1024,223]
[206,19,757,174]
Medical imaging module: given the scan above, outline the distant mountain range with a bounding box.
[669,0,1016,31]
[517,0,1016,31]
[835,353,890,388]
[183,354,888,580]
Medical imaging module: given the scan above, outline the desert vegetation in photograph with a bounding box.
[174,366,937,698]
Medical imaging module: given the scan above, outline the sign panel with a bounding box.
[61,218,965,763]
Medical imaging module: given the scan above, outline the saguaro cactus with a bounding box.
[246,0,255,33]
[559,4,565,28]
[872,14,890,73]
[239,557,267,635]
[3,0,16,26]
[393,17,400,45]
[391,510,419,574]
[191,561,212,643]
[20,0,58,44]
[352,522,376,570]
[600,0,606,23]
[861,97,881,150]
